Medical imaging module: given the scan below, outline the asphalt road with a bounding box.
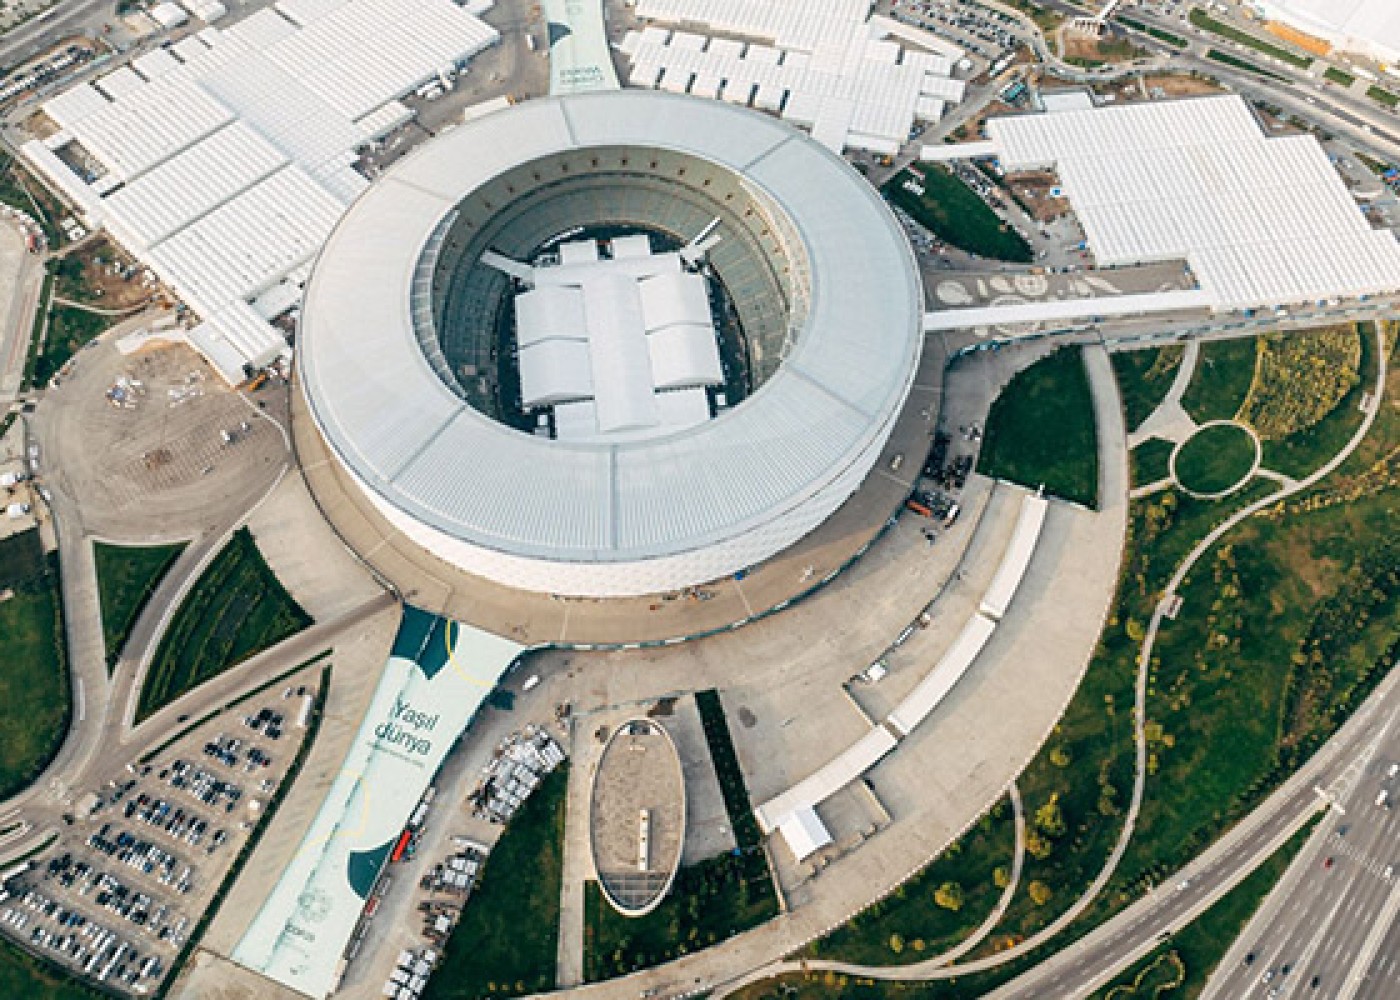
[1202,722,1400,1000]
[981,666,1400,1000]
[0,0,111,75]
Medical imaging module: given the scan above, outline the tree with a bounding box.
[1125,618,1146,642]
[888,934,904,954]
[993,866,1011,889]
[1035,793,1067,839]
[1049,745,1072,768]
[1025,831,1053,860]
[1028,880,1054,906]
[934,881,964,911]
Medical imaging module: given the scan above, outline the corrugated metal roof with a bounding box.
[299,91,923,573]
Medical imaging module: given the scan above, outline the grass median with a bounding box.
[93,540,186,668]
[137,527,310,722]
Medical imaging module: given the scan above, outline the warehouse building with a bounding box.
[21,0,498,383]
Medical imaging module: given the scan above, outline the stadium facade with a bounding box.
[297,91,924,597]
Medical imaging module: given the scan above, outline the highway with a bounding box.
[983,670,1400,1000]
[1202,725,1400,1000]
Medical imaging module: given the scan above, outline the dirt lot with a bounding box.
[56,236,156,311]
[1004,170,1071,224]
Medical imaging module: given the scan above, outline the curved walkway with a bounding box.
[720,782,1026,992]
[722,323,1386,995]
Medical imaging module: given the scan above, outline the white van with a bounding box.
[1377,789,1390,809]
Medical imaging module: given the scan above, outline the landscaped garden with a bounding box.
[805,796,1015,965]
[977,346,1099,508]
[0,529,69,801]
[137,527,310,721]
[93,540,186,667]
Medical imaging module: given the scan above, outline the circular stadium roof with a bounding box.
[298,91,924,596]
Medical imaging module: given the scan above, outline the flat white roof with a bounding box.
[979,493,1048,621]
[21,0,499,382]
[886,613,997,738]
[777,805,834,862]
[621,14,964,153]
[1258,0,1400,61]
[959,95,1400,312]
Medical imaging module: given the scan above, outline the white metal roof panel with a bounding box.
[887,613,998,737]
[755,726,898,832]
[299,91,923,568]
[102,121,288,247]
[979,493,1047,621]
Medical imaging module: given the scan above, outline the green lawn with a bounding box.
[1324,65,1355,87]
[977,346,1099,508]
[1180,338,1256,424]
[0,530,70,801]
[1261,322,1376,480]
[34,303,111,386]
[585,849,779,981]
[1368,85,1400,108]
[426,766,569,1000]
[1111,345,1184,433]
[1172,424,1257,495]
[1131,438,1175,489]
[1090,817,1319,1000]
[93,540,186,667]
[885,165,1033,263]
[805,797,1015,965]
[137,527,310,721]
[1188,9,1312,68]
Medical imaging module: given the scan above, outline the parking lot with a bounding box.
[0,668,323,995]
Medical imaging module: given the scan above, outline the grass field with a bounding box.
[33,303,111,386]
[977,346,1099,508]
[426,766,569,1000]
[1188,10,1311,68]
[137,528,310,721]
[585,848,780,981]
[885,165,1033,263]
[1089,818,1318,1000]
[1261,323,1376,480]
[1172,424,1256,496]
[0,530,70,801]
[805,796,1015,965]
[93,541,186,667]
[1111,345,1183,433]
[1324,65,1355,87]
[1180,338,1256,424]
[1131,438,1175,489]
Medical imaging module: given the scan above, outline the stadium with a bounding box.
[296,90,925,602]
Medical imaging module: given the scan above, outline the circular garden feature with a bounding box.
[1171,421,1260,498]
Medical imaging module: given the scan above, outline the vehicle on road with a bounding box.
[1324,856,1335,868]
